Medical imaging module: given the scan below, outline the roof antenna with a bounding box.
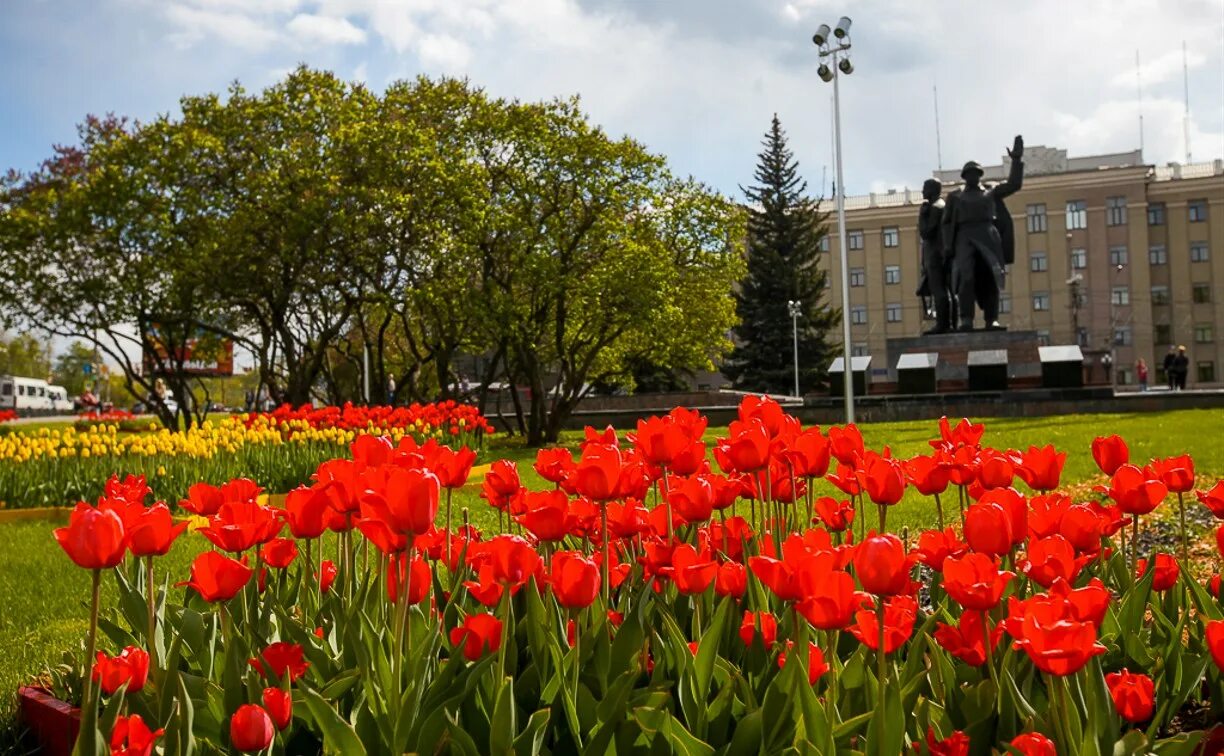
[933,83,943,172]
[1182,40,1192,163]
[1135,50,1144,159]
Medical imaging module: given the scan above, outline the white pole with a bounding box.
[362,344,370,404]
[792,307,800,398]
[832,48,855,424]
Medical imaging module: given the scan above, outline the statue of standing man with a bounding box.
[940,135,1024,331]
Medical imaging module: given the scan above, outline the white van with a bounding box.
[0,375,74,414]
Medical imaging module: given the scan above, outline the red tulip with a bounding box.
[388,552,432,605]
[1091,435,1129,476]
[853,534,912,596]
[796,566,861,630]
[1136,553,1179,591]
[862,452,906,506]
[260,538,298,569]
[827,462,862,497]
[715,561,747,599]
[813,496,854,532]
[1148,455,1195,494]
[963,501,1013,556]
[515,490,574,542]
[778,640,829,685]
[355,516,408,555]
[905,454,950,496]
[110,714,164,756]
[980,487,1027,546]
[550,551,600,609]
[1059,503,1111,554]
[283,486,331,539]
[1199,481,1224,519]
[916,726,970,756]
[473,535,541,587]
[179,482,225,516]
[934,610,1002,667]
[668,544,718,595]
[934,416,985,450]
[1105,668,1155,723]
[749,556,802,602]
[738,610,778,648]
[913,527,967,572]
[364,466,440,536]
[783,428,831,478]
[1108,464,1167,515]
[229,704,275,753]
[977,450,1015,490]
[849,595,917,653]
[942,553,1013,611]
[634,416,691,467]
[1010,732,1056,756]
[480,460,522,510]
[1021,535,1080,589]
[572,443,623,501]
[54,502,126,570]
[721,418,771,473]
[317,560,337,593]
[179,551,252,602]
[828,424,864,466]
[261,687,292,731]
[1009,594,1105,675]
[1206,620,1224,671]
[1052,577,1111,627]
[1027,493,1072,540]
[450,613,503,661]
[1015,444,1065,491]
[125,503,189,557]
[249,642,309,682]
[198,500,283,553]
[534,447,575,485]
[93,646,150,695]
[668,475,715,524]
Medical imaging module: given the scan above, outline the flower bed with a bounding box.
[0,402,491,509]
[35,397,1224,753]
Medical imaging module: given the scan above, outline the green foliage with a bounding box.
[724,115,840,396]
[53,341,96,396]
[0,332,52,380]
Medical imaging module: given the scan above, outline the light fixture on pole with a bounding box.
[787,300,802,398]
[813,15,855,423]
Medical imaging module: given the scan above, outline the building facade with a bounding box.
[818,148,1224,388]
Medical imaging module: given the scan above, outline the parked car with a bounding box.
[0,375,74,414]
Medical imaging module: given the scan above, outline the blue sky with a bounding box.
[2,0,1222,199]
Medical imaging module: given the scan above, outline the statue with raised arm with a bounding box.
[941,135,1024,331]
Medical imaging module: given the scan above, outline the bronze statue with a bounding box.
[916,178,950,334]
[940,135,1024,331]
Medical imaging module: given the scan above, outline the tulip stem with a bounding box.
[600,502,611,608]
[875,599,887,749]
[933,493,944,531]
[1177,492,1189,572]
[83,568,102,712]
[1132,516,1140,577]
[980,615,999,696]
[146,557,157,671]
[661,466,673,542]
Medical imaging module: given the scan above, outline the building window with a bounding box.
[1189,200,1208,222]
[1070,248,1087,269]
[884,265,901,285]
[1111,286,1129,306]
[1066,200,1087,230]
[1037,329,1051,346]
[848,230,864,250]
[1109,246,1128,266]
[1194,284,1213,304]
[1113,327,1132,346]
[1147,202,1165,226]
[850,268,865,287]
[1199,362,1216,383]
[1151,286,1170,305]
[886,303,902,322]
[1029,252,1048,272]
[1033,292,1050,311]
[819,236,830,252]
[1154,324,1172,345]
[1195,324,1214,343]
[850,306,867,325]
[1149,245,1167,265]
[999,295,1011,314]
[851,343,869,357]
[882,227,899,247]
[1026,204,1048,233]
[1191,242,1210,262]
[1106,196,1127,226]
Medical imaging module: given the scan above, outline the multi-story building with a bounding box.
[818,147,1224,388]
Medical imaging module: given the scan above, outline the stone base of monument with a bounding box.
[885,329,1042,389]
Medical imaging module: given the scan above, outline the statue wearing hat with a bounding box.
[941,135,1025,331]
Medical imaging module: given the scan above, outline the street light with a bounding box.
[813,15,855,423]
[787,300,802,398]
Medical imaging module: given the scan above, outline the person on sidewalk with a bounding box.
[1171,345,1189,391]
[1163,346,1176,390]
[1136,358,1148,392]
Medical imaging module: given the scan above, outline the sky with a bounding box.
[1,0,1223,200]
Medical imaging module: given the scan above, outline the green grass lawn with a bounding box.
[1,407,1222,749]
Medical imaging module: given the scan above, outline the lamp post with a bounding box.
[813,16,855,423]
[787,300,802,398]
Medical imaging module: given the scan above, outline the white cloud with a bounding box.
[162,4,281,50]
[1110,47,1208,89]
[286,13,367,46]
[417,33,472,70]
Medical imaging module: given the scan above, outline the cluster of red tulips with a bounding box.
[243,401,495,440]
[0,409,17,424]
[48,396,1224,754]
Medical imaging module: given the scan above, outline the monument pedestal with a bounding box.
[885,330,1042,391]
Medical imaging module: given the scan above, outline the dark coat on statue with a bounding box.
[940,157,1023,296]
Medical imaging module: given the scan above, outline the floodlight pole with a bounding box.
[788,300,802,398]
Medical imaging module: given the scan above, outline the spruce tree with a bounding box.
[723,115,840,395]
